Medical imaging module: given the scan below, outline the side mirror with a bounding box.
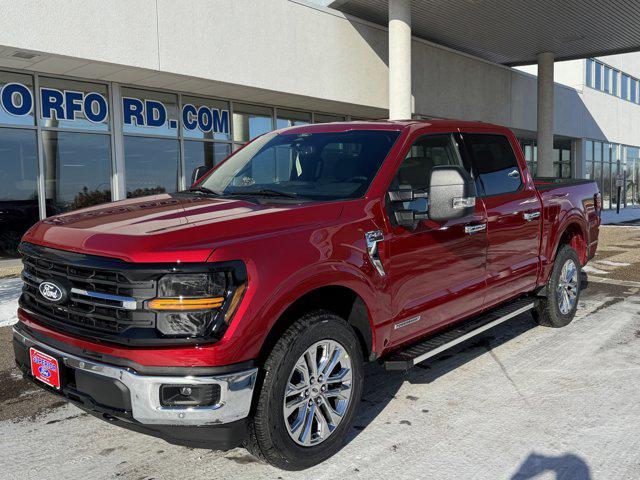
[428,166,476,222]
[191,165,210,186]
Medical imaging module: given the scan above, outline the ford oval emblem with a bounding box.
[38,365,51,378]
[38,280,66,303]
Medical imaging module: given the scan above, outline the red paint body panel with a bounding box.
[17,120,601,369]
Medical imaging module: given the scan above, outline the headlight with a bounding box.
[146,265,246,338]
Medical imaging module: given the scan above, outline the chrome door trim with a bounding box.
[365,230,386,277]
[523,211,541,221]
[464,223,487,234]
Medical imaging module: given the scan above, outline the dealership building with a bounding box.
[1,0,640,256]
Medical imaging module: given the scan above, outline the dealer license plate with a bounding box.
[30,347,61,389]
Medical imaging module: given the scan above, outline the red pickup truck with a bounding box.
[13,120,600,470]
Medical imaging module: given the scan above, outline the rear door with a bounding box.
[385,132,488,346]
[462,133,542,308]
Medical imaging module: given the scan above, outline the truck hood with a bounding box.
[23,194,344,263]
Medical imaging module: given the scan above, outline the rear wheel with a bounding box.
[533,245,581,328]
[245,311,364,470]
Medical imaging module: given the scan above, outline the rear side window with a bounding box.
[465,134,522,196]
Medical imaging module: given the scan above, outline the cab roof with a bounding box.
[277,119,512,135]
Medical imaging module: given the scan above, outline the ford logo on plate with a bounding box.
[38,280,67,304]
[38,365,51,378]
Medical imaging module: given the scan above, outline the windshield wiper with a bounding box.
[186,186,220,196]
[226,188,298,198]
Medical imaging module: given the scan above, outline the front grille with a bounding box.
[17,242,240,346]
[20,243,157,338]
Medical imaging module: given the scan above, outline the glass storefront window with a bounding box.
[39,77,109,132]
[232,103,273,143]
[0,127,38,256]
[594,62,602,90]
[0,72,35,127]
[122,87,178,137]
[181,95,230,141]
[621,74,630,100]
[314,113,345,123]
[43,131,112,215]
[184,140,230,184]
[276,109,311,129]
[585,59,593,87]
[124,136,179,198]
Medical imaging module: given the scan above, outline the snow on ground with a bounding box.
[1,280,640,479]
[0,277,21,327]
[601,205,640,224]
[582,265,609,275]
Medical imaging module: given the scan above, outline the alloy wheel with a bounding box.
[556,258,579,315]
[282,339,353,447]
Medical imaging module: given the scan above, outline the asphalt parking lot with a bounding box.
[1,224,639,479]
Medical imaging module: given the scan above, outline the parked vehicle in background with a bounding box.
[12,120,600,470]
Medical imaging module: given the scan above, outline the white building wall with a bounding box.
[0,0,637,148]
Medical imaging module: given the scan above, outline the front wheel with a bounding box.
[533,245,581,328]
[245,311,364,470]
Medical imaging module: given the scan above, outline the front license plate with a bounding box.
[30,347,61,389]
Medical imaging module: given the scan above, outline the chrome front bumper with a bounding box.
[13,326,258,426]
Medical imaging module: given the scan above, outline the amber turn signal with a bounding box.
[147,297,224,311]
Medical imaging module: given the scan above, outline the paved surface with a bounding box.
[1,226,639,479]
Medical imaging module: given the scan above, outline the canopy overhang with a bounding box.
[329,0,640,65]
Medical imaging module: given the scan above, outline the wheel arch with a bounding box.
[258,284,376,365]
[555,219,588,265]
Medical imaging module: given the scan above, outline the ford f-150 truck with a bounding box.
[12,120,600,470]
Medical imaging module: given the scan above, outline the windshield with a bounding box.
[197,130,400,200]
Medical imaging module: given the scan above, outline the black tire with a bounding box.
[533,245,581,328]
[245,310,364,470]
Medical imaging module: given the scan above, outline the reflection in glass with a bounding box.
[182,95,230,141]
[184,141,230,185]
[585,59,593,87]
[39,77,109,132]
[43,131,112,216]
[124,136,179,198]
[276,109,311,129]
[122,87,178,137]
[314,113,345,124]
[232,103,273,143]
[594,62,602,90]
[0,128,38,256]
[0,72,35,127]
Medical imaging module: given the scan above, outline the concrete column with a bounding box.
[388,0,412,120]
[537,52,555,177]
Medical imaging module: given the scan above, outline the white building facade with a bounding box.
[0,0,638,256]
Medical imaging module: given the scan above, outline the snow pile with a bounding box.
[601,206,640,225]
[0,278,22,327]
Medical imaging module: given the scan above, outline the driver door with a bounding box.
[385,133,488,346]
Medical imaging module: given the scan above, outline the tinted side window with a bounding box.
[465,134,522,196]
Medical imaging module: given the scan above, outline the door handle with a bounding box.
[464,223,487,234]
[507,169,520,178]
[523,211,541,221]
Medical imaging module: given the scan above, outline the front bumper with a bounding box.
[13,325,258,448]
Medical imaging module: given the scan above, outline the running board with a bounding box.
[384,298,536,371]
